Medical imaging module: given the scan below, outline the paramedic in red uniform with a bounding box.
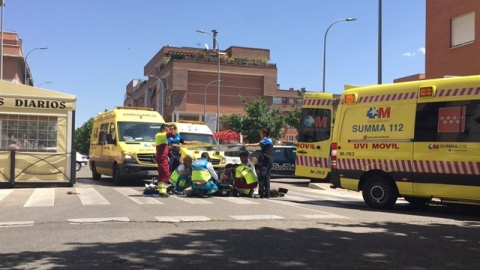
[155,124,174,185]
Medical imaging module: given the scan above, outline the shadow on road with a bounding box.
[1,220,479,269]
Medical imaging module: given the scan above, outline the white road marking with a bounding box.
[68,217,129,223]
[300,214,349,219]
[172,196,214,204]
[155,216,211,222]
[0,221,34,228]
[114,188,164,204]
[277,194,310,202]
[267,197,349,219]
[76,188,110,205]
[0,189,13,202]
[215,197,260,205]
[24,188,55,207]
[230,215,285,221]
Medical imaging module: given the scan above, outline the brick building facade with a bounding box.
[124,45,302,143]
[425,0,480,78]
[0,32,29,84]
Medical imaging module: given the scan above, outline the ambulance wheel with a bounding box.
[76,162,82,172]
[112,164,124,186]
[91,162,101,180]
[404,196,431,207]
[362,175,398,209]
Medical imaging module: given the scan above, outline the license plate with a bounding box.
[147,170,158,175]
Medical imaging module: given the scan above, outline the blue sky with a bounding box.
[7,0,425,128]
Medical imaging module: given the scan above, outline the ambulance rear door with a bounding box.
[295,93,334,181]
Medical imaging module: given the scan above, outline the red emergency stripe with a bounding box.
[357,92,416,104]
[295,156,329,168]
[337,159,480,175]
[437,87,480,97]
[303,99,333,106]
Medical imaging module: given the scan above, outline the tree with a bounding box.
[222,97,289,143]
[74,117,93,155]
[285,105,301,130]
[285,89,305,130]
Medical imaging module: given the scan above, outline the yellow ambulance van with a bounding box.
[167,121,226,171]
[330,75,480,209]
[89,107,165,185]
[295,92,337,182]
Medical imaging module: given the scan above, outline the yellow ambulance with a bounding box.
[89,107,165,185]
[330,75,480,209]
[295,92,337,182]
[166,121,226,171]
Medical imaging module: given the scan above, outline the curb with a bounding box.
[307,183,326,190]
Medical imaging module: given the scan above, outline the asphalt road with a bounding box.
[1,165,479,269]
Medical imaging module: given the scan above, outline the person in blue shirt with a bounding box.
[168,125,184,173]
[245,126,273,198]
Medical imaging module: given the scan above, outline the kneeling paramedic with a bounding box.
[190,152,219,197]
[233,164,258,197]
[168,156,193,195]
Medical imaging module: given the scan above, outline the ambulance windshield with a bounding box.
[297,109,331,143]
[181,133,218,145]
[117,122,161,142]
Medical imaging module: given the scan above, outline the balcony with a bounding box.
[161,51,276,70]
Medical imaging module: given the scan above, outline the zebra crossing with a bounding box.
[0,186,349,227]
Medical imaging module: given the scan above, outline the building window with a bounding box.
[0,114,58,151]
[451,12,475,48]
[273,97,282,105]
[288,98,295,105]
[296,98,303,106]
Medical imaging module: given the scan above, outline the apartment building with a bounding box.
[425,0,480,78]
[0,32,31,84]
[124,44,302,142]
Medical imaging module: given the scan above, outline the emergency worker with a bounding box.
[168,125,184,173]
[239,151,256,177]
[245,126,273,198]
[190,152,219,197]
[155,124,173,197]
[168,156,193,195]
[233,164,258,197]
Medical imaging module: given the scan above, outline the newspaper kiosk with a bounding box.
[0,81,76,187]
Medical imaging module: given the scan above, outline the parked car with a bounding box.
[76,152,88,171]
[223,144,257,165]
[249,146,296,177]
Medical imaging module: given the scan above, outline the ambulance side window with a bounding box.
[414,100,480,142]
[106,122,116,144]
[98,123,109,145]
[297,108,331,143]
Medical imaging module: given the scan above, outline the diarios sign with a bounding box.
[0,97,67,109]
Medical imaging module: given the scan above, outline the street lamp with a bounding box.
[322,18,356,92]
[196,29,221,132]
[37,81,52,88]
[24,47,48,85]
[0,0,5,80]
[149,75,165,116]
[204,80,220,122]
